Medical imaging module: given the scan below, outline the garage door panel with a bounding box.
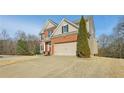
[54,42,76,56]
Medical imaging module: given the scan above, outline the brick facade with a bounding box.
[51,34,77,44]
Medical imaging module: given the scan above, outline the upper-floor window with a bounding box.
[62,25,68,33]
[41,34,45,40]
[48,31,52,37]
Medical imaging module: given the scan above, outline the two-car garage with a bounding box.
[54,42,77,56]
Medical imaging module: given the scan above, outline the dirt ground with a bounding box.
[0,55,124,78]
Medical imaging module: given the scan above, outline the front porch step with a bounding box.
[44,51,51,56]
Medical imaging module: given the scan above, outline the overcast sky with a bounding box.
[0,15,122,38]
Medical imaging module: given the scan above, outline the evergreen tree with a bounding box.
[34,44,40,54]
[76,16,90,57]
[16,39,29,55]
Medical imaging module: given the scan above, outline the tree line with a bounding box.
[98,18,124,58]
[0,30,40,55]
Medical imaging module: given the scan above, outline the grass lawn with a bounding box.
[0,55,124,78]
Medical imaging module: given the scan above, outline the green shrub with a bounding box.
[34,45,40,54]
[16,39,29,55]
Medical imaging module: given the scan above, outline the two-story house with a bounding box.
[39,16,98,56]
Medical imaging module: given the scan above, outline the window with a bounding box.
[41,34,45,40]
[62,25,68,33]
[41,45,44,50]
[48,31,52,37]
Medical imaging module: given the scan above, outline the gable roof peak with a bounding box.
[47,19,58,26]
[40,19,58,35]
[51,18,79,37]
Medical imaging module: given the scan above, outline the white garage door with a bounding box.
[54,42,76,56]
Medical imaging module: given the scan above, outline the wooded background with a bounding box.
[98,17,124,58]
[0,30,40,55]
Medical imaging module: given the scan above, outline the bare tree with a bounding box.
[0,29,10,40]
[0,30,17,55]
[98,18,124,58]
[27,34,40,55]
[15,30,27,41]
[0,29,11,54]
[98,34,109,48]
[112,22,124,58]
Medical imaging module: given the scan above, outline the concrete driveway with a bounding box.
[0,55,124,78]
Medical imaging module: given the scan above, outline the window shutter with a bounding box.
[67,25,68,32]
[62,26,63,33]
